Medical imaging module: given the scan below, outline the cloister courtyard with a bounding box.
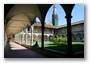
[4,4,84,58]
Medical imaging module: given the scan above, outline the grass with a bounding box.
[22,41,84,53]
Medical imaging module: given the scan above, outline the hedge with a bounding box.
[50,36,67,45]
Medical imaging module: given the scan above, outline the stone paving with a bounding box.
[4,42,47,58]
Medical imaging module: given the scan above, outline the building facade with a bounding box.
[14,4,84,45]
[15,20,84,44]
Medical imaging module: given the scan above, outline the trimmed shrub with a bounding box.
[50,35,67,45]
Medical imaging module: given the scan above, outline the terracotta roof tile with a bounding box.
[34,20,84,29]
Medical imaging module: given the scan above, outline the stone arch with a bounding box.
[33,34,36,39]
[6,13,30,37]
[15,34,18,42]
[35,17,41,23]
[76,33,81,37]
[7,13,30,26]
[49,35,53,41]
[5,4,42,25]
[72,33,76,42]
[24,34,26,41]
[5,4,43,38]
[33,34,37,42]
[82,33,84,38]
[20,34,23,42]
[27,34,30,42]
[37,35,41,42]
[76,33,82,42]
[24,34,30,42]
[81,33,84,42]
[44,35,48,41]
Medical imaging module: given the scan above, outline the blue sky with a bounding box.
[36,4,84,26]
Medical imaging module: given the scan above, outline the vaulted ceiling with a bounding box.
[4,4,75,38]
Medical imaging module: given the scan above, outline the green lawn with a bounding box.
[22,42,84,53]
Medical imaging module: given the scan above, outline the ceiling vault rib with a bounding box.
[10,18,29,22]
[6,26,24,28]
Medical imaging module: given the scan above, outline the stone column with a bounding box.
[41,20,44,48]
[22,34,24,44]
[18,33,19,43]
[47,35,49,41]
[19,33,21,44]
[21,31,24,44]
[36,34,38,42]
[21,33,23,44]
[26,28,27,45]
[31,25,34,46]
[65,15,73,57]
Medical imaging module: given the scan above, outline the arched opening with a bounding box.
[35,17,41,23]
[71,4,84,42]
[49,35,53,41]
[38,35,41,42]
[82,33,84,42]
[44,35,48,41]
[6,13,30,44]
[71,4,84,22]
[37,34,42,47]
[29,17,42,46]
[76,33,82,42]
[33,34,36,42]
[44,4,68,53]
[24,34,26,44]
[45,4,66,26]
[20,34,23,43]
[27,34,30,45]
[71,4,84,43]
[70,4,84,53]
[23,33,30,45]
[72,34,76,42]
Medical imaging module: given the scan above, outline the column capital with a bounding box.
[65,15,72,19]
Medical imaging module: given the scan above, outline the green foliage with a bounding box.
[50,35,67,45]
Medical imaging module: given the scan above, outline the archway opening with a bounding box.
[71,4,84,52]
[44,4,68,53]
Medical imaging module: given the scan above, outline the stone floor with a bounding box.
[4,41,47,58]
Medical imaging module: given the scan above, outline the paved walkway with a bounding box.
[4,42,47,58]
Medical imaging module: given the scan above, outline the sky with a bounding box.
[36,4,84,26]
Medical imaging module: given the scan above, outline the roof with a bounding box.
[45,20,53,25]
[34,20,84,29]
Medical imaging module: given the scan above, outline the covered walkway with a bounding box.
[4,41,47,58]
[4,4,84,58]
